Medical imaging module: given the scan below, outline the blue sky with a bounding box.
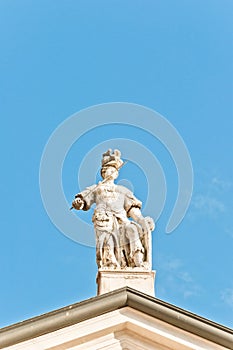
[0,0,233,329]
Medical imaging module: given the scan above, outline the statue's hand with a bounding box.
[139,217,155,233]
[72,196,84,210]
[145,216,155,231]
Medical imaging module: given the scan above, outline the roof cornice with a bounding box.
[0,287,232,349]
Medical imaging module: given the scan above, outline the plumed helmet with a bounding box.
[101,149,123,170]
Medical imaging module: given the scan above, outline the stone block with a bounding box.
[97,269,156,297]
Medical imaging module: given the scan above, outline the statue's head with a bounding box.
[101,149,123,180]
[101,166,119,180]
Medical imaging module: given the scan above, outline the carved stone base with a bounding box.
[97,269,156,297]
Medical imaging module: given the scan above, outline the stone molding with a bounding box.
[0,287,232,349]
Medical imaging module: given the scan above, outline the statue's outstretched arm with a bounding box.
[72,195,85,210]
[72,185,96,211]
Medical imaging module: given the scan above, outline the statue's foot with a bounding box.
[114,261,121,269]
[142,261,150,270]
[102,260,120,269]
[133,250,144,267]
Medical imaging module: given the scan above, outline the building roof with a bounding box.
[0,287,232,349]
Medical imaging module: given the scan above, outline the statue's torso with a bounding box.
[94,184,128,222]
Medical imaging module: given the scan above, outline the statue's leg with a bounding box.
[101,233,119,268]
[125,223,144,267]
[96,230,104,268]
[107,234,120,268]
[119,225,130,267]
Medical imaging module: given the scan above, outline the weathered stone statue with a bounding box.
[72,149,155,271]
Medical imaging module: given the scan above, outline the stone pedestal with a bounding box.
[97,269,156,297]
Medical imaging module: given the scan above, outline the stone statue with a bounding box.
[72,149,155,271]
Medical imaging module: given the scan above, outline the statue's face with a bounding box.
[102,166,119,180]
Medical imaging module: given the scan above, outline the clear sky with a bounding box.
[0,0,233,329]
